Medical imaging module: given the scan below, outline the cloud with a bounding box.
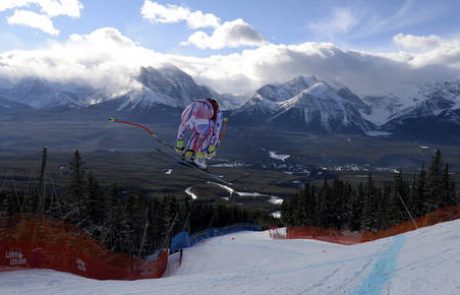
[347,0,445,41]
[141,0,220,29]
[308,8,358,38]
[7,10,59,36]
[140,1,264,50]
[408,39,460,68]
[393,33,443,50]
[183,19,266,50]
[0,0,83,17]
[1,27,460,99]
[36,0,82,18]
[0,0,83,35]
[0,28,158,96]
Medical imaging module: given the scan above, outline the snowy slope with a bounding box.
[271,82,374,133]
[374,80,460,126]
[0,78,104,109]
[231,76,321,124]
[362,95,405,126]
[256,76,319,102]
[0,65,220,111]
[233,77,375,134]
[2,219,460,294]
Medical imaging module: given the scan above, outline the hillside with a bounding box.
[1,219,460,294]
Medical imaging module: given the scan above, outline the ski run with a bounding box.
[1,219,460,294]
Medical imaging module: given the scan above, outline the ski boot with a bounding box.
[183,149,195,162]
[194,151,207,170]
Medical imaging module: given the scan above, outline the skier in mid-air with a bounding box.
[175,98,224,169]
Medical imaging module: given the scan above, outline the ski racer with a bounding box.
[175,98,224,169]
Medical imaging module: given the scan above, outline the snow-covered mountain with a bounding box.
[216,93,249,111]
[0,65,226,111]
[2,63,460,141]
[231,76,321,123]
[115,65,215,111]
[0,96,33,113]
[380,81,460,141]
[365,81,460,124]
[256,76,319,102]
[232,77,460,138]
[361,95,405,126]
[233,76,375,134]
[0,78,104,109]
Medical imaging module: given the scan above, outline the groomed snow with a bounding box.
[2,220,460,294]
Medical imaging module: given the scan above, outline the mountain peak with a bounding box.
[234,75,374,134]
[117,65,215,110]
[302,82,331,97]
[290,75,319,86]
[255,75,320,102]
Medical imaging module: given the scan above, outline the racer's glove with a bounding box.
[175,138,185,153]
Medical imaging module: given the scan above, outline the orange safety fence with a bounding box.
[270,205,460,245]
[0,215,168,280]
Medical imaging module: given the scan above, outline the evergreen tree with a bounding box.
[362,174,378,231]
[148,198,168,250]
[426,149,443,211]
[87,172,105,225]
[348,183,364,231]
[415,164,427,216]
[106,198,132,254]
[69,150,85,197]
[441,163,454,207]
[375,184,391,229]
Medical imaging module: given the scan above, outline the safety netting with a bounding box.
[0,215,168,280]
[270,205,460,244]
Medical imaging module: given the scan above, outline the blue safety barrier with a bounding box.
[170,231,191,253]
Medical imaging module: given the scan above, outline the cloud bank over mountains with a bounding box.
[0,27,459,98]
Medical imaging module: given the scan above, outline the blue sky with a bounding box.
[1,0,459,54]
[1,0,460,96]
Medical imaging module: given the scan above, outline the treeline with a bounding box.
[0,149,259,257]
[282,150,460,231]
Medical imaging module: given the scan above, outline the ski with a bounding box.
[109,117,231,185]
[154,148,232,185]
[108,117,175,150]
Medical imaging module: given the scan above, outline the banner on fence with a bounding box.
[0,215,168,280]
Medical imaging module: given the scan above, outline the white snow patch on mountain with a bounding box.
[268,196,284,205]
[364,130,392,137]
[270,211,281,219]
[208,182,283,203]
[184,186,198,200]
[268,151,290,162]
